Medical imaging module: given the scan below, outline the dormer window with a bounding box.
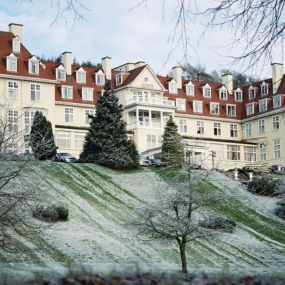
[61,86,73,99]
[186,82,194,96]
[227,104,236,117]
[96,70,105,86]
[234,88,243,101]
[202,84,211,98]
[6,54,17,72]
[248,86,255,99]
[28,57,39,74]
[76,68,86,84]
[168,80,177,94]
[259,98,268,112]
[82,87,93,101]
[261,82,269,96]
[56,66,66,81]
[246,103,254,115]
[116,73,123,86]
[219,86,228,100]
[12,37,20,53]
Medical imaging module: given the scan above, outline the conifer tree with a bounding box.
[80,81,139,169]
[161,116,184,167]
[29,111,57,160]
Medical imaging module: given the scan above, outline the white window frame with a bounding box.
[234,89,243,101]
[85,109,95,124]
[31,83,41,101]
[56,131,71,149]
[179,119,188,133]
[12,38,20,53]
[197,120,204,135]
[258,119,265,134]
[8,81,19,100]
[56,66,66,81]
[28,59,39,74]
[96,71,105,86]
[259,142,267,161]
[273,139,281,159]
[193,100,203,113]
[176,98,186,111]
[227,104,236,117]
[8,110,18,134]
[202,84,211,98]
[186,82,194,96]
[61,86,73,99]
[244,146,256,162]
[76,70,86,84]
[210,103,219,115]
[230,124,238,138]
[244,123,252,137]
[169,80,177,94]
[227,145,240,161]
[6,54,17,72]
[261,82,269,96]
[259,99,267,112]
[64,108,74,123]
[248,86,255,99]
[219,87,228,100]
[273,94,281,109]
[214,122,221,136]
[75,133,86,150]
[246,103,254,115]
[273,115,280,131]
[82,87,93,101]
[116,73,123,86]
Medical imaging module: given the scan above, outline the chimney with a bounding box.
[9,23,23,41]
[272,63,283,94]
[222,74,233,95]
[101,56,112,80]
[62,51,73,75]
[172,66,182,89]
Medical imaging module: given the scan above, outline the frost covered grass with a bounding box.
[0,162,285,280]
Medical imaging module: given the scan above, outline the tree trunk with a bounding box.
[179,242,188,273]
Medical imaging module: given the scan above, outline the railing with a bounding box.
[126,97,175,107]
[127,121,165,130]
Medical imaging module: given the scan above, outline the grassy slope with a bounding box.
[1,162,285,274]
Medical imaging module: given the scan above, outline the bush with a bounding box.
[247,177,281,196]
[275,200,285,220]
[199,217,236,233]
[33,204,69,221]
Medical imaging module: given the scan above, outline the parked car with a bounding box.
[54,153,77,163]
[269,165,285,174]
[188,160,201,169]
[149,158,162,167]
[138,156,150,166]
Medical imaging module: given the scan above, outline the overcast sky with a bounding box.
[0,0,282,78]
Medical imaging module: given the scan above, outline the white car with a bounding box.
[138,156,150,166]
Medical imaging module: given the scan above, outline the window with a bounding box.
[193,100,203,113]
[244,146,256,162]
[29,59,39,74]
[12,38,20,53]
[179,119,187,133]
[230,124,238,138]
[261,82,269,96]
[273,139,281,159]
[210,103,219,115]
[96,72,105,85]
[82,87,93,101]
[169,81,177,94]
[176,99,186,111]
[64,108,74,123]
[61,86,73,99]
[116,74,123,86]
[30,84,40,101]
[24,110,37,135]
[76,71,86,83]
[139,111,150,125]
[186,82,194,96]
[56,131,71,148]
[273,115,280,130]
[219,88,228,100]
[234,89,243,101]
[197,121,204,135]
[85,109,95,124]
[227,145,240,160]
[8,81,19,100]
[258,119,265,134]
[259,99,267,112]
[259,142,266,161]
[227,105,236,117]
[203,85,211,98]
[214,122,221,136]
[273,94,281,108]
[246,103,254,115]
[56,66,66,81]
[75,133,86,150]
[147,134,157,149]
[248,86,255,99]
[6,55,17,72]
[244,123,252,137]
[8,110,18,134]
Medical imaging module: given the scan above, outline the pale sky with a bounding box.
[0,0,282,78]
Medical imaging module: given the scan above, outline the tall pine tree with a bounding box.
[29,111,57,160]
[161,116,185,167]
[80,81,139,169]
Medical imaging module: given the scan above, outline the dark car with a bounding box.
[55,153,77,163]
[149,158,163,167]
[269,165,285,174]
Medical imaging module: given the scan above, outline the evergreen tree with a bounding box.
[161,116,184,167]
[29,111,57,160]
[80,82,139,169]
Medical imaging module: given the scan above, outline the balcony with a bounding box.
[127,121,165,130]
[126,97,175,108]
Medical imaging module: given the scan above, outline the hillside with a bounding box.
[1,162,285,280]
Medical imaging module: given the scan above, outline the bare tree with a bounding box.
[130,165,228,273]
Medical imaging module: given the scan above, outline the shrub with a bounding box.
[275,200,285,220]
[247,177,281,196]
[33,204,69,221]
[199,217,236,233]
